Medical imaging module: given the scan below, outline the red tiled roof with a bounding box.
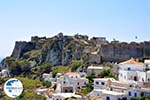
[120,58,142,65]
[64,72,79,76]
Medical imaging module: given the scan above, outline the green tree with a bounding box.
[70,60,82,72]
[8,62,22,76]
[31,63,52,75]
[138,56,150,62]
[86,73,96,82]
[42,81,52,88]
[40,63,52,73]
[131,96,150,100]
[98,69,110,78]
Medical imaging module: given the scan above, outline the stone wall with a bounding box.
[100,42,150,63]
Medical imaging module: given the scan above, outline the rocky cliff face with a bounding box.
[40,34,85,66]
[11,41,36,58]
[3,33,150,69]
[10,33,89,66]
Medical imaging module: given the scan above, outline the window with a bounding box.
[70,90,73,92]
[101,82,105,85]
[128,91,131,96]
[134,76,137,81]
[96,81,99,85]
[120,67,122,70]
[65,90,68,92]
[128,67,131,71]
[110,88,113,91]
[135,93,137,97]
[124,76,126,79]
[120,73,122,77]
[106,96,110,100]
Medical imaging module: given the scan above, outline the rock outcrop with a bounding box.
[11,41,36,58]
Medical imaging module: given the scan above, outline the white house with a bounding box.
[101,90,128,100]
[118,58,148,83]
[90,78,128,100]
[90,87,128,100]
[0,69,10,77]
[42,73,54,82]
[147,71,150,81]
[128,88,150,100]
[87,66,103,76]
[35,88,48,95]
[52,93,82,100]
[93,78,115,90]
[144,59,150,67]
[56,72,88,93]
[144,59,150,72]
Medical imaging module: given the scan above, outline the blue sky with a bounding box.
[0,0,150,57]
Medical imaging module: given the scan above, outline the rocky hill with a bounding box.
[1,33,150,71]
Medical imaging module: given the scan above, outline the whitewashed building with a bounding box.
[56,72,88,93]
[147,71,150,81]
[0,69,10,77]
[90,78,127,99]
[127,87,150,100]
[101,90,128,100]
[87,66,103,75]
[42,73,56,82]
[118,58,149,83]
[144,59,150,67]
[35,88,48,95]
[93,78,115,90]
[89,89,127,100]
[52,93,82,100]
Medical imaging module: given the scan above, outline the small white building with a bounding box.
[87,66,103,76]
[0,69,10,77]
[90,88,128,100]
[35,88,48,95]
[101,90,128,100]
[90,78,130,99]
[147,71,150,81]
[42,73,55,82]
[56,72,88,93]
[52,93,82,100]
[144,59,150,70]
[128,88,150,99]
[93,78,115,90]
[118,58,149,83]
[90,78,128,99]
[144,59,150,66]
